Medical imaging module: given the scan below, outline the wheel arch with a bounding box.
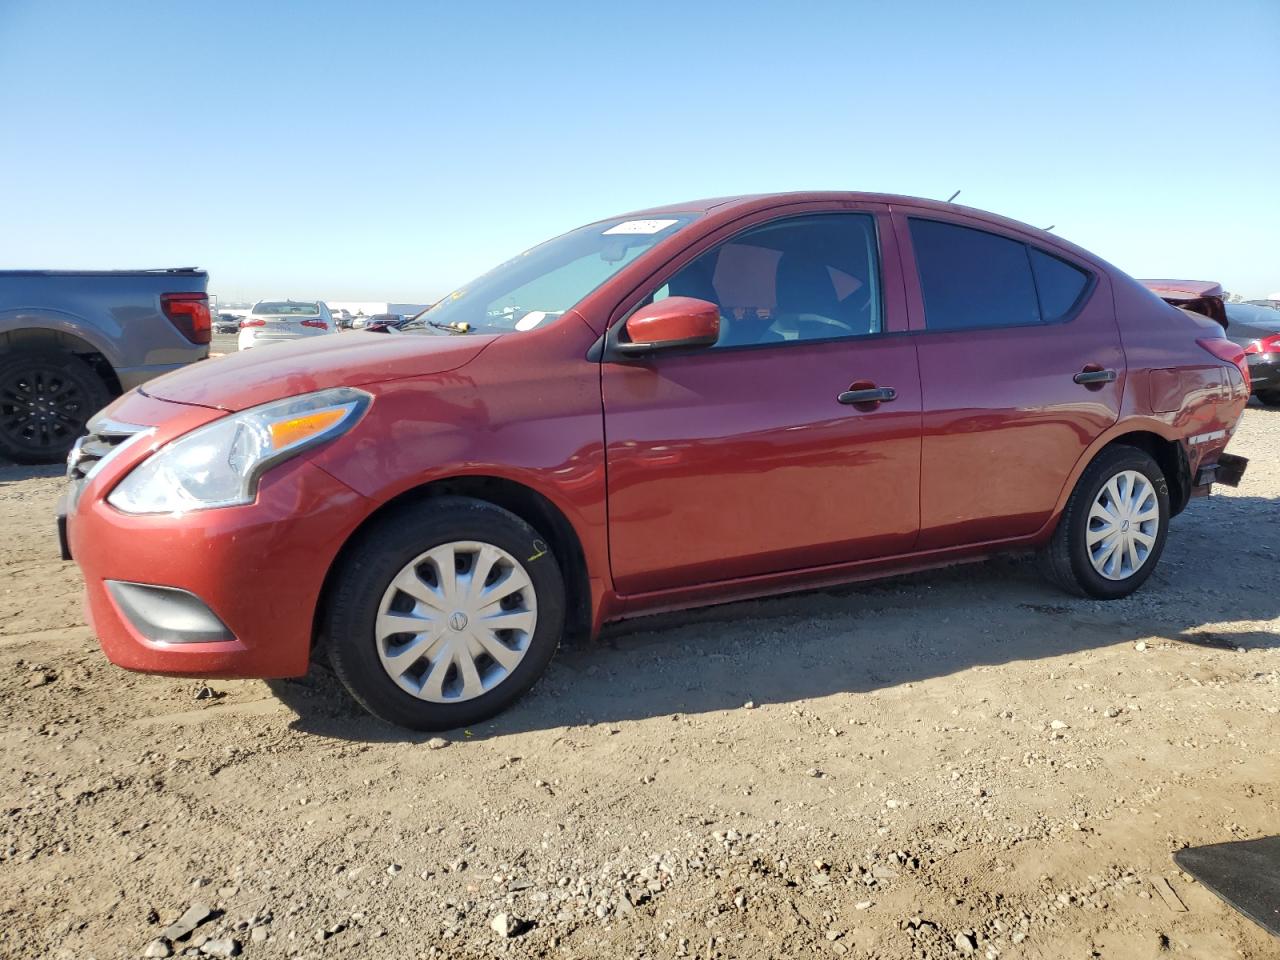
[1046,421,1190,535]
[315,474,594,653]
[1104,431,1190,515]
[0,322,123,395]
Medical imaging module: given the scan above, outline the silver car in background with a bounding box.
[237,300,334,350]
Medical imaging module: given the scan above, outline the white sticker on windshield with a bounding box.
[515,310,546,331]
[603,219,679,235]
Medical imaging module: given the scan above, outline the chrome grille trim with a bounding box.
[66,417,152,483]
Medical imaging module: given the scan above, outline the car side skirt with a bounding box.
[605,533,1043,625]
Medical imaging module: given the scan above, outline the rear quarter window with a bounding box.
[1029,248,1091,322]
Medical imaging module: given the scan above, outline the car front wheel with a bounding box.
[323,497,565,730]
[1037,445,1170,600]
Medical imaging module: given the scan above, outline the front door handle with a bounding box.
[1073,367,1117,386]
[838,386,897,405]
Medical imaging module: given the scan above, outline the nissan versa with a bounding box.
[60,193,1251,730]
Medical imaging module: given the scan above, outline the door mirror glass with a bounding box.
[619,297,720,354]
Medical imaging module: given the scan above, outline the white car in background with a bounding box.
[237,300,334,350]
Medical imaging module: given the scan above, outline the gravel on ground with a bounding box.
[1,403,1276,960]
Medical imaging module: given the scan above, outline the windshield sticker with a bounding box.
[603,219,679,236]
[515,311,546,331]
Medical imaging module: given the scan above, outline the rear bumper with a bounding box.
[1191,452,1249,499]
[66,458,370,678]
[1247,355,1279,391]
[239,331,330,349]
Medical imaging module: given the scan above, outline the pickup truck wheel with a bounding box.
[0,348,112,464]
[1037,446,1170,600]
[1254,389,1280,408]
[323,497,565,731]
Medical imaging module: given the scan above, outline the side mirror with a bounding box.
[616,297,720,356]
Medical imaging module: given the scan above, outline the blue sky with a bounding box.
[1,0,1277,301]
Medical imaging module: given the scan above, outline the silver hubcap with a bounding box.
[375,541,537,703]
[1087,470,1159,581]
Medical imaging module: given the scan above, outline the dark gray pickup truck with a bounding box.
[0,268,210,463]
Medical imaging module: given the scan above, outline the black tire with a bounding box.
[0,348,112,464]
[1254,389,1280,408]
[1037,445,1170,600]
[323,496,565,731]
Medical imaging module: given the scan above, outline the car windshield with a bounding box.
[255,301,320,315]
[409,214,698,333]
[1226,303,1280,332]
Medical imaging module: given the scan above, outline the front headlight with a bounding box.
[108,387,370,514]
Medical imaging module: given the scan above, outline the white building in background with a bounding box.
[326,301,430,318]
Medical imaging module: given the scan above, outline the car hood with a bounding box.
[142,330,495,412]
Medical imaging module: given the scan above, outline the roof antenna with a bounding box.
[1042,224,1056,231]
[946,190,961,203]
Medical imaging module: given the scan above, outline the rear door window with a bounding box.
[909,219,1040,331]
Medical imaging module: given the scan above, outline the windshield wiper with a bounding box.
[425,319,473,334]
[398,317,474,334]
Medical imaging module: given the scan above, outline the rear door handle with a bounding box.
[838,386,897,405]
[1073,367,1117,385]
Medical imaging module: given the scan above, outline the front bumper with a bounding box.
[66,456,370,679]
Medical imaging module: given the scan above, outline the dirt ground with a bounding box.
[1,405,1277,960]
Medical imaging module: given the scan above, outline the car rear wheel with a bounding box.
[1254,389,1280,408]
[1037,445,1170,600]
[0,348,112,464]
[323,497,565,730]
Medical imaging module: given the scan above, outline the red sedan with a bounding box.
[60,192,1251,729]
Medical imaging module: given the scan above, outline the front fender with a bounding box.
[306,369,612,628]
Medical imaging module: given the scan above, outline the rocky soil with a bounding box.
[1,404,1277,960]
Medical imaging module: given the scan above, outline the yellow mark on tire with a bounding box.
[528,539,548,562]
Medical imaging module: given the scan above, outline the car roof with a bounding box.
[618,191,995,214]
[608,191,1091,261]
[1227,302,1280,322]
[617,190,1037,226]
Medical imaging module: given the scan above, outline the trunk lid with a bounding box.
[1138,279,1228,329]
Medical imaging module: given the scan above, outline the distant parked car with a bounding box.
[1225,302,1280,406]
[0,267,209,463]
[350,314,372,330]
[213,313,241,334]
[61,192,1251,730]
[237,300,334,351]
[330,309,354,330]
